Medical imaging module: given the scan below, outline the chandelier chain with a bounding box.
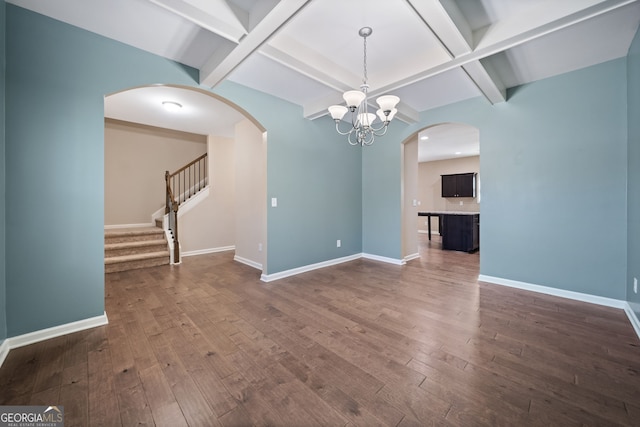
[362,34,368,86]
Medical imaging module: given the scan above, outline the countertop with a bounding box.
[418,211,479,215]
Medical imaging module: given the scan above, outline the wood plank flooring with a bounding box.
[1,235,639,426]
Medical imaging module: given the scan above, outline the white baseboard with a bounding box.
[181,245,235,258]
[234,255,263,271]
[478,275,627,308]
[362,253,405,265]
[0,312,109,369]
[261,252,406,282]
[478,274,640,340]
[261,254,362,282]
[0,339,9,369]
[403,252,420,263]
[624,304,640,339]
[418,229,440,235]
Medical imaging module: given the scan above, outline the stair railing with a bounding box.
[164,153,208,264]
[165,171,180,263]
[166,153,208,205]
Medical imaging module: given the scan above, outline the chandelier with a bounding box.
[327,27,400,146]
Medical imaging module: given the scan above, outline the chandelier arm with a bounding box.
[347,131,361,146]
[369,121,387,133]
[372,124,390,137]
[334,121,356,136]
[326,27,398,147]
[360,130,374,146]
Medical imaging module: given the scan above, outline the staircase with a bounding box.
[104,227,170,273]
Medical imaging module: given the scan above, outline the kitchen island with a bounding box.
[418,211,479,252]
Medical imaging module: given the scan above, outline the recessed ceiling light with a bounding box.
[162,101,182,112]
[420,135,429,140]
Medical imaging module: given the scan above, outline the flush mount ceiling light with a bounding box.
[162,101,182,112]
[327,27,400,146]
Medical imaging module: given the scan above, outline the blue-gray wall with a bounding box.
[0,0,7,344]
[5,5,200,336]
[213,82,363,274]
[374,58,628,300]
[628,27,640,317]
[5,5,363,337]
[361,124,406,260]
[2,3,637,339]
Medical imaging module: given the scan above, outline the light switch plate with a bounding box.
[271,197,277,207]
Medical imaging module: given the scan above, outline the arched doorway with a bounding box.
[401,122,480,260]
[103,84,268,272]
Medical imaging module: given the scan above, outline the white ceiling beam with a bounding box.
[304,0,632,120]
[259,36,419,122]
[301,0,503,121]
[370,0,637,100]
[462,61,506,104]
[200,0,312,88]
[148,0,248,43]
[406,0,472,57]
[259,44,355,93]
[407,0,506,105]
[386,101,420,124]
[262,41,421,123]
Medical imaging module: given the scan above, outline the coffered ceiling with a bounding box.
[8,0,640,160]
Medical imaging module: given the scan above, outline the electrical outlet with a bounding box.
[460,201,463,206]
[258,243,263,252]
[634,277,638,294]
[337,239,341,248]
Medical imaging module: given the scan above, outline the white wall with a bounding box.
[104,119,207,226]
[179,136,236,254]
[402,139,419,259]
[234,120,266,270]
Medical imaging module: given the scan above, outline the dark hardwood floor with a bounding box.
[1,235,639,426]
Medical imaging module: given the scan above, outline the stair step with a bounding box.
[105,239,167,257]
[105,227,165,244]
[105,251,170,274]
[104,226,169,273]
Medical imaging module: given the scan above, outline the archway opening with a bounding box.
[402,122,480,260]
[103,84,267,274]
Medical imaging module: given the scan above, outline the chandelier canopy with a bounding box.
[328,27,400,146]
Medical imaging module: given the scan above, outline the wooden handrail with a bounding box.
[168,153,207,179]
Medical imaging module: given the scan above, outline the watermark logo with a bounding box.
[0,406,64,427]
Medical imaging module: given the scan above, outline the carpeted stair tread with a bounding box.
[105,239,167,250]
[104,226,170,273]
[105,251,169,264]
[105,228,165,244]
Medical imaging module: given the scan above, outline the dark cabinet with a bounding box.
[441,173,476,198]
[441,214,479,253]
